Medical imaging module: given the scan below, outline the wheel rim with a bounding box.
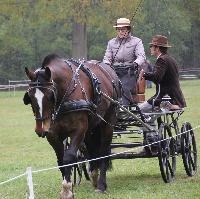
[181,122,197,176]
[160,138,176,180]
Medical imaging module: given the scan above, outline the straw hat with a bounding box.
[149,35,171,48]
[113,18,131,28]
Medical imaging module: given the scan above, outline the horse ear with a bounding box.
[25,67,36,81]
[45,67,51,81]
[23,92,31,105]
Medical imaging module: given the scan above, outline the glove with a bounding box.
[133,62,138,71]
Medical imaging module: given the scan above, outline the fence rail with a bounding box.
[179,68,200,80]
[0,80,30,95]
[0,68,200,93]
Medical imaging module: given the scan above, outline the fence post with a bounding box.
[14,85,16,96]
[8,80,11,95]
[26,167,34,199]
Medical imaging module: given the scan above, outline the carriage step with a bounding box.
[115,123,143,128]
[111,151,158,159]
[111,142,143,148]
[113,130,142,134]
[112,135,141,139]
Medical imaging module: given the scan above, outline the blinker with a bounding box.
[23,92,31,105]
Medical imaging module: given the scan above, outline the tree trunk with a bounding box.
[72,23,87,60]
[192,20,200,67]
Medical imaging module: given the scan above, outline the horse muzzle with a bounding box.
[35,130,48,138]
[35,120,50,138]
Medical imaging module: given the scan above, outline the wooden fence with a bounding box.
[179,68,200,80]
[0,69,200,94]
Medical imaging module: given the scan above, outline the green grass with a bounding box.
[0,80,200,199]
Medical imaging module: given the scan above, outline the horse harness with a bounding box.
[26,59,119,123]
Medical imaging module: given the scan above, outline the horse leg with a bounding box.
[96,107,116,193]
[87,123,113,193]
[90,169,99,188]
[85,131,101,188]
[60,129,86,199]
[97,128,112,193]
[46,134,65,178]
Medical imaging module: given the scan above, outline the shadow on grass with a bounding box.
[109,172,162,185]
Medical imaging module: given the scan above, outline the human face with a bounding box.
[116,27,129,38]
[150,44,160,57]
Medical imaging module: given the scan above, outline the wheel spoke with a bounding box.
[162,156,166,165]
[165,158,169,178]
[185,137,189,147]
[185,149,189,160]
[77,164,82,177]
[188,153,196,170]
[191,150,197,155]
[188,159,192,172]
[73,167,77,184]
[167,159,173,176]
[83,163,90,181]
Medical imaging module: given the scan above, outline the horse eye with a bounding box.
[47,94,55,103]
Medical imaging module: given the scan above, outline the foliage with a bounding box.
[0,0,199,83]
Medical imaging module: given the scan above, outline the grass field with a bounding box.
[0,80,200,199]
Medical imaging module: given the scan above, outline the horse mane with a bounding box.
[41,54,61,68]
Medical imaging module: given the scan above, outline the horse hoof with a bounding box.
[60,180,73,199]
[95,189,107,194]
[90,170,99,188]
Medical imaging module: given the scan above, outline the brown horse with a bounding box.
[23,54,121,198]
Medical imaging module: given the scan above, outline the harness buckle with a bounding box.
[52,112,57,122]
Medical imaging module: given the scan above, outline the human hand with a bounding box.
[138,69,144,82]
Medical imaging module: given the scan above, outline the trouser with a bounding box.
[139,102,159,146]
[115,68,137,106]
[138,101,152,112]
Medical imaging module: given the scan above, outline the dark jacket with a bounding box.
[143,53,186,108]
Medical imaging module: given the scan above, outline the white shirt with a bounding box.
[157,53,162,60]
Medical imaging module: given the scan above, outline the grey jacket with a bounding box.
[103,34,146,67]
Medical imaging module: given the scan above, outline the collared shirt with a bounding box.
[157,53,162,60]
[103,33,146,67]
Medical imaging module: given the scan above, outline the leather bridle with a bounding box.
[27,81,57,121]
[27,61,79,122]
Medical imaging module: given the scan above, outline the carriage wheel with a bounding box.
[158,123,176,183]
[181,122,197,176]
[72,147,90,185]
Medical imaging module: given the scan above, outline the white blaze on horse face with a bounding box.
[35,88,44,118]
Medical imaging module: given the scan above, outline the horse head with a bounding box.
[23,66,56,138]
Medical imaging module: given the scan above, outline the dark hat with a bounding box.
[149,35,171,48]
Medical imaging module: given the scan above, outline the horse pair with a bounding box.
[23,54,121,198]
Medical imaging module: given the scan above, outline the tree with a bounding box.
[0,0,199,83]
